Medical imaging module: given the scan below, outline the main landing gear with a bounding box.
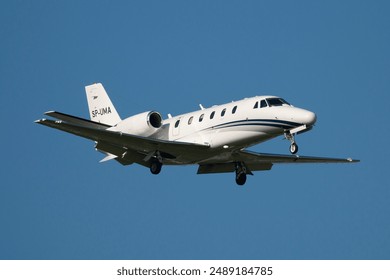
[236,171,247,186]
[235,162,252,186]
[149,152,163,175]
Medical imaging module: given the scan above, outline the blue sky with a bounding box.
[1,0,389,259]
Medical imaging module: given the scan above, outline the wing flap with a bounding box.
[197,163,235,174]
[197,162,272,174]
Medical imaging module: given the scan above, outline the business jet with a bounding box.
[35,83,358,185]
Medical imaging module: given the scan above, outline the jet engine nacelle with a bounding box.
[110,111,163,136]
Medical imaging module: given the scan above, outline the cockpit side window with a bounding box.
[253,101,259,109]
[260,100,267,108]
[266,98,290,107]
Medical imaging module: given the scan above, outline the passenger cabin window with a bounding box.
[260,100,267,108]
[266,98,290,107]
[175,120,180,128]
[232,106,237,114]
[253,101,259,109]
[210,111,215,119]
[199,114,204,122]
[188,116,193,125]
[221,108,226,117]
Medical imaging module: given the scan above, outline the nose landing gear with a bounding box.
[285,131,299,155]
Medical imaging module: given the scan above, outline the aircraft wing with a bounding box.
[36,113,358,173]
[197,150,359,174]
[237,150,359,164]
[35,117,210,162]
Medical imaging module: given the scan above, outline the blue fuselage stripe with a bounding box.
[213,119,299,129]
[198,119,301,133]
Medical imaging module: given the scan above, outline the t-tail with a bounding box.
[85,83,121,126]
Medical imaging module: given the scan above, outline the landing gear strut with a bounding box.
[285,131,299,155]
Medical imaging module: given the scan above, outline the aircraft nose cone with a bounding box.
[305,111,317,125]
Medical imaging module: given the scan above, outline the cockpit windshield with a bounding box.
[266,98,291,107]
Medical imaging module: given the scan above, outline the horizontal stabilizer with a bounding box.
[44,111,111,129]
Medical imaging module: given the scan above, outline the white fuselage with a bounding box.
[162,96,316,151]
[36,83,357,186]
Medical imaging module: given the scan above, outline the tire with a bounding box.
[150,160,162,175]
[235,172,247,186]
[289,143,298,154]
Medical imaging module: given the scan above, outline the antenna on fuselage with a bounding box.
[199,104,205,110]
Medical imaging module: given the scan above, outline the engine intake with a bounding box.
[148,111,162,128]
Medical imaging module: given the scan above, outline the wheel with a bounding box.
[150,159,162,175]
[235,172,247,186]
[289,142,298,154]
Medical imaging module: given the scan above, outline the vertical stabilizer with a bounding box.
[85,83,121,126]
